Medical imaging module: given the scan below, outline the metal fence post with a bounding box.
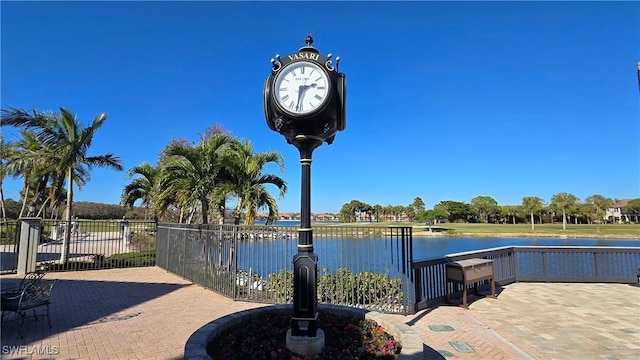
[17,218,41,275]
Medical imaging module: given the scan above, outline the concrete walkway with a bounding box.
[1,267,638,359]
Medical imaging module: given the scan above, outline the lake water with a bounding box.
[234,231,640,279]
[410,236,640,260]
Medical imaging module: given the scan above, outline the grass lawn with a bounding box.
[334,221,640,239]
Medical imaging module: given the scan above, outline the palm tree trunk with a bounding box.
[36,198,50,217]
[201,198,209,225]
[186,207,196,224]
[0,186,6,222]
[19,183,30,218]
[218,199,225,225]
[245,208,256,225]
[60,168,73,264]
[562,210,567,230]
[234,200,242,225]
[530,212,535,230]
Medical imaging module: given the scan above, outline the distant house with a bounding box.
[255,213,269,221]
[314,213,336,221]
[605,199,639,223]
[278,213,291,220]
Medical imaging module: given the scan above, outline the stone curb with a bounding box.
[184,304,423,359]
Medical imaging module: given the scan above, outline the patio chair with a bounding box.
[1,279,57,338]
[1,270,46,299]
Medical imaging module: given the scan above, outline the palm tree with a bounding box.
[42,168,68,219]
[1,107,123,263]
[550,192,579,230]
[160,133,232,224]
[1,130,56,218]
[0,134,9,221]
[521,196,544,230]
[121,162,161,220]
[373,204,383,222]
[219,139,286,225]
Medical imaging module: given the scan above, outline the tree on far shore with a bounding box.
[522,196,544,230]
[584,195,613,230]
[470,195,500,223]
[622,199,640,223]
[550,192,579,230]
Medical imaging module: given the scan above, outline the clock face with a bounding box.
[273,61,330,116]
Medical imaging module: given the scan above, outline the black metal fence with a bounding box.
[0,219,156,272]
[6,218,639,315]
[155,223,415,314]
[0,221,20,273]
[412,246,640,311]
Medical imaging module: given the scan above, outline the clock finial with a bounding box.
[299,33,319,54]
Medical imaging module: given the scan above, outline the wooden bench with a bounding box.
[1,279,57,338]
[446,258,496,309]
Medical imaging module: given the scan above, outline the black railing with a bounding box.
[412,246,640,311]
[156,223,415,314]
[1,219,156,272]
[0,221,21,274]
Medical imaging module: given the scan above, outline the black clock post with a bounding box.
[264,35,346,355]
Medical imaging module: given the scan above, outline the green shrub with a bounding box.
[267,268,403,306]
[267,270,294,302]
[104,250,155,267]
[318,268,404,305]
[130,232,156,251]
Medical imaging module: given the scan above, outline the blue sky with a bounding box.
[2,1,639,213]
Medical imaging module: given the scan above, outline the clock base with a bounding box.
[286,328,325,356]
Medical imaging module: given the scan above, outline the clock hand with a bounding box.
[296,85,306,112]
[296,83,318,111]
[295,84,318,111]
